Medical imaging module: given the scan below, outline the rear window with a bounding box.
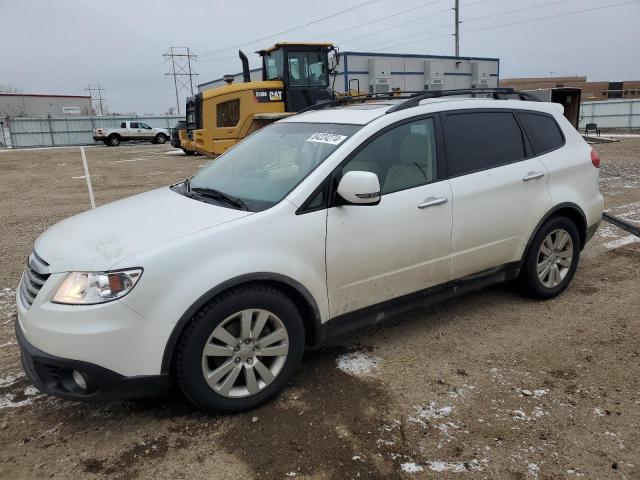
[217,99,240,128]
[518,112,564,155]
[443,111,526,177]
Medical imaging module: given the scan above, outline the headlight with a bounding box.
[52,269,142,305]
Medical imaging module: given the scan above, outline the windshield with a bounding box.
[188,122,360,211]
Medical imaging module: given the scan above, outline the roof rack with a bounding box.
[297,88,542,115]
[386,88,541,113]
[297,91,422,114]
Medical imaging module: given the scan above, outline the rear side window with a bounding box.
[518,112,564,155]
[443,111,525,177]
[217,99,240,127]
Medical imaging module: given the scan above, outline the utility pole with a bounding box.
[85,85,105,116]
[163,47,198,115]
[454,0,460,57]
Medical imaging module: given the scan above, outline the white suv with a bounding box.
[16,91,603,413]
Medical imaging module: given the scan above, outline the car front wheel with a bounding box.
[520,216,580,299]
[174,285,305,413]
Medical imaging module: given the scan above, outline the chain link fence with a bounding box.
[0,115,183,148]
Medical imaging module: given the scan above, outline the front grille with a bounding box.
[19,252,51,308]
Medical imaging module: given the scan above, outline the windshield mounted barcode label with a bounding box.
[306,132,348,145]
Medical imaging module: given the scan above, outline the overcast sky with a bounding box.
[2,0,639,114]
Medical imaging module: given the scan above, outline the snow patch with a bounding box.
[401,462,424,473]
[335,351,380,377]
[594,407,606,416]
[409,402,453,426]
[527,463,540,478]
[0,372,24,388]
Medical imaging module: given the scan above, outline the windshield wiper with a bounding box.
[190,186,249,211]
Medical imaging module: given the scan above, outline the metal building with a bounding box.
[0,93,93,118]
[198,51,500,94]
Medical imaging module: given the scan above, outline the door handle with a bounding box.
[522,171,544,182]
[418,197,448,209]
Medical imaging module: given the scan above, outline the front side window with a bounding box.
[138,122,152,129]
[443,111,525,177]
[518,112,564,155]
[287,51,328,88]
[217,99,240,128]
[265,49,284,80]
[189,122,360,211]
[341,118,438,195]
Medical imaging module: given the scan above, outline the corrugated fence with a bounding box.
[579,99,640,129]
[0,115,182,148]
[1,101,638,148]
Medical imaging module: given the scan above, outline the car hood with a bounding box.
[34,187,252,272]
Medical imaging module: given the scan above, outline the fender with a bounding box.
[520,202,588,266]
[160,272,322,373]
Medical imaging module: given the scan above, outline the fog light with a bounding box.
[72,370,87,391]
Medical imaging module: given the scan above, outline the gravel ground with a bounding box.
[0,141,638,479]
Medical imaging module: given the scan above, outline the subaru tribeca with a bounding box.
[16,91,603,413]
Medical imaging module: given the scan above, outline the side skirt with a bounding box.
[318,262,520,344]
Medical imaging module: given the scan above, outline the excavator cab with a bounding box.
[258,42,335,111]
[180,42,336,157]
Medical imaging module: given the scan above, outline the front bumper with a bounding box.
[16,321,170,401]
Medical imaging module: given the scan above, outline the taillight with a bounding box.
[591,148,601,168]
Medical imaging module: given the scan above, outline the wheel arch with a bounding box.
[161,273,323,373]
[521,202,588,266]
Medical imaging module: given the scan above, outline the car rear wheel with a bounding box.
[520,216,580,299]
[155,134,167,144]
[107,134,120,147]
[174,285,304,413]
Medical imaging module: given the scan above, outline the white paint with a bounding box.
[400,462,424,473]
[80,146,96,209]
[335,351,380,377]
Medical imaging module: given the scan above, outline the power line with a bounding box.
[163,47,199,114]
[305,0,448,41]
[85,85,105,116]
[376,0,640,52]
[342,0,489,50]
[197,0,381,62]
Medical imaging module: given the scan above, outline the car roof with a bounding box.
[281,97,564,126]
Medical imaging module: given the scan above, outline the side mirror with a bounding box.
[337,171,381,205]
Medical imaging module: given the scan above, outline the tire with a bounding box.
[520,216,581,299]
[103,140,110,146]
[107,134,120,147]
[174,285,305,413]
[155,134,167,144]
[182,148,196,156]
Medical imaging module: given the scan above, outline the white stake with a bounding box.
[80,146,96,209]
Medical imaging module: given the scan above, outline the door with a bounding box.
[442,110,553,280]
[326,117,452,318]
[128,121,144,139]
[138,122,154,140]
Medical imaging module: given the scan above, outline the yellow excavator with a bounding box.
[179,42,338,157]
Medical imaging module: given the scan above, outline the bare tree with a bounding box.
[165,106,176,115]
[0,83,22,93]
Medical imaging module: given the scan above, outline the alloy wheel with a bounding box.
[536,228,573,288]
[201,309,289,398]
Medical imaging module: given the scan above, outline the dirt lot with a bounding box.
[0,141,638,479]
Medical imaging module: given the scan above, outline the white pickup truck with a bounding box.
[93,121,170,146]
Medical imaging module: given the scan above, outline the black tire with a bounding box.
[155,134,167,144]
[520,216,581,299]
[103,140,110,146]
[182,148,196,156]
[174,285,305,413]
[107,134,120,147]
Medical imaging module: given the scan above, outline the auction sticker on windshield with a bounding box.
[306,132,348,145]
